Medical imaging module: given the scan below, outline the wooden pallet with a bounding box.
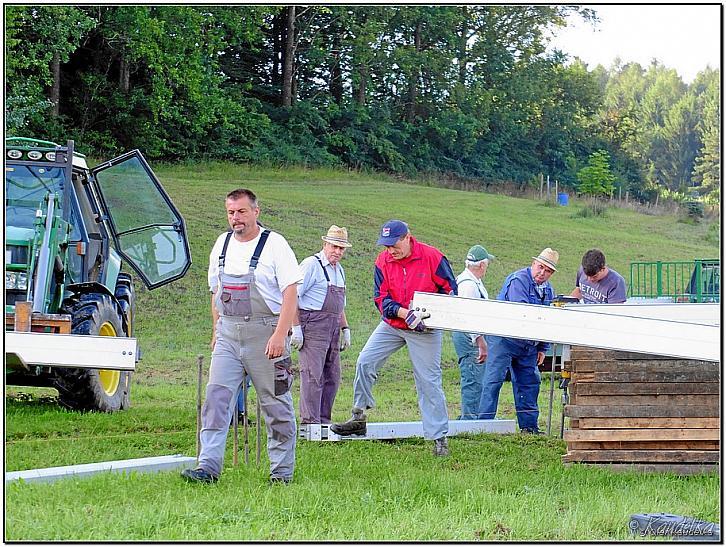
[562,347,720,474]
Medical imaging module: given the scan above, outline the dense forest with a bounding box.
[5,5,720,204]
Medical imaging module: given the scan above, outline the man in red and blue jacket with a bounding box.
[331,220,457,457]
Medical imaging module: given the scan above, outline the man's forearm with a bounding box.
[276,284,299,335]
[211,294,219,332]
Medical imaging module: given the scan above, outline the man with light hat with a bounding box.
[452,244,494,420]
[477,248,558,434]
[291,225,352,425]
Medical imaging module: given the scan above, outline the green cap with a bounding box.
[467,245,494,262]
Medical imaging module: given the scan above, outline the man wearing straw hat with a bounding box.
[477,248,559,434]
[291,225,352,425]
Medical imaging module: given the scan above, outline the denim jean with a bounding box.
[451,331,485,420]
[477,335,541,431]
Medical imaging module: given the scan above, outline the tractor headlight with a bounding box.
[5,272,28,290]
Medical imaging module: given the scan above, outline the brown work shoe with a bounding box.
[330,408,367,436]
[433,437,449,457]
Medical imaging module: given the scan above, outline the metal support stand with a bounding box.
[242,369,249,466]
[195,355,203,464]
[546,344,557,436]
[559,374,570,439]
[232,385,239,467]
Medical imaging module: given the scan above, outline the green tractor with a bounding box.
[5,137,191,411]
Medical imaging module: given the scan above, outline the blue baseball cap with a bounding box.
[377,219,409,246]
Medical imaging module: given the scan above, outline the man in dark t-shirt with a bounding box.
[571,249,627,304]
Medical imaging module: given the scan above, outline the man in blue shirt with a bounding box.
[291,225,352,424]
[477,248,559,433]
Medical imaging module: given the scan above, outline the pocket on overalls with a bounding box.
[274,357,294,396]
[220,285,251,317]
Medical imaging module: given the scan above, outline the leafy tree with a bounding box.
[577,150,617,197]
[5,6,95,132]
[691,70,720,202]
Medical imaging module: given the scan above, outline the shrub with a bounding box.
[573,200,608,218]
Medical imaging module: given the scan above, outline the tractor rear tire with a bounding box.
[55,293,131,412]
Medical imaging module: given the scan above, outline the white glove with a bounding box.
[291,325,304,350]
[340,327,351,351]
[405,309,430,332]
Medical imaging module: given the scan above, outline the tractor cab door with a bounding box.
[90,151,191,289]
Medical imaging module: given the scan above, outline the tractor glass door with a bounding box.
[91,151,191,289]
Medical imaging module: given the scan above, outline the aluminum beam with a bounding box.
[5,331,137,371]
[5,454,196,485]
[299,419,516,441]
[411,293,719,362]
[572,302,720,326]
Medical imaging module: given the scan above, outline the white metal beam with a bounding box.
[5,454,196,484]
[411,293,719,362]
[5,332,137,371]
[299,419,516,441]
[573,302,720,325]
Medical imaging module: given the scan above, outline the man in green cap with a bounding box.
[452,244,494,419]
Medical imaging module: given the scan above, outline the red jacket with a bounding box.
[373,236,457,329]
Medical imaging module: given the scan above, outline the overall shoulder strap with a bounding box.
[218,231,234,269]
[315,255,331,283]
[459,277,485,298]
[249,230,271,271]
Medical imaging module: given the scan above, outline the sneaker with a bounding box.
[329,408,367,436]
[433,437,449,457]
[520,427,544,435]
[181,467,218,484]
[269,475,292,485]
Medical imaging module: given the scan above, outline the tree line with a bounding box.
[5,5,720,204]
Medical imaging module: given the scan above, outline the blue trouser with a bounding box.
[451,331,485,420]
[236,376,253,412]
[477,335,541,431]
[352,321,448,440]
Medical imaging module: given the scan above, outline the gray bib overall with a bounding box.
[198,230,296,479]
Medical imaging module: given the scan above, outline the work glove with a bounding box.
[291,325,304,350]
[405,309,430,332]
[340,327,351,351]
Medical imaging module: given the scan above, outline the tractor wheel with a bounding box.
[55,293,131,412]
[113,273,136,409]
[114,272,136,337]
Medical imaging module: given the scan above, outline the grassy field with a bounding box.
[5,163,720,540]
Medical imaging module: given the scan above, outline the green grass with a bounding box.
[5,163,720,540]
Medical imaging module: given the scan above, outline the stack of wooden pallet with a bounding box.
[562,347,720,474]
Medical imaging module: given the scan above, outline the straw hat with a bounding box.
[322,225,352,248]
[532,248,559,271]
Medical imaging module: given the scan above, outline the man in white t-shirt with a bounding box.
[452,245,494,419]
[182,188,302,485]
